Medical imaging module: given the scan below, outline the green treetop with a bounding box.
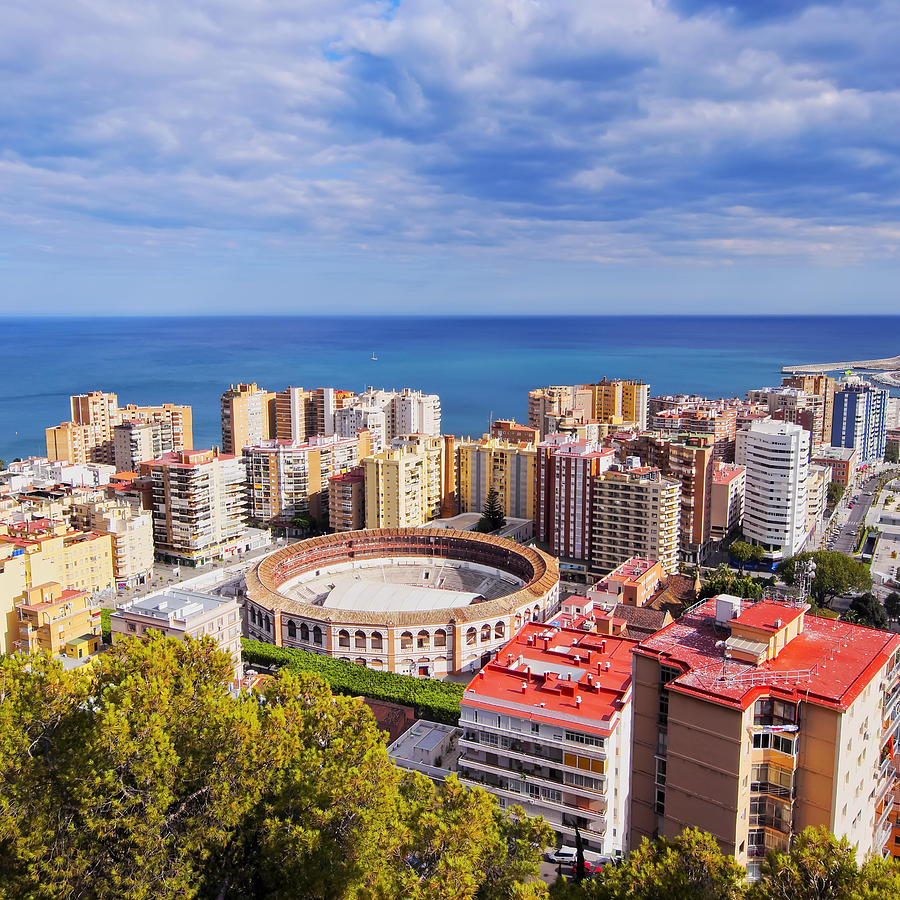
[476,486,507,533]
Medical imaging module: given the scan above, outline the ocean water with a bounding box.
[1,315,898,463]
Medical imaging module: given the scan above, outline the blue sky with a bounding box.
[3,0,900,315]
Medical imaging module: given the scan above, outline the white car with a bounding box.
[546,846,578,865]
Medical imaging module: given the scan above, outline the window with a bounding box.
[371,631,383,650]
[417,630,430,649]
[655,787,666,815]
[338,629,350,649]
[355,630,367,649]
[565,731,605,749]
[466,627,477,646]
[495,622,505,639]
[300,622,309,642]
[655,758,667,787]
[312,625,323,646]
[752,732,797,756]
[532,722,540,734]
[433,629,446,648]
[287,620,296,639]
[480,624,491,643]
[754,698,797,727]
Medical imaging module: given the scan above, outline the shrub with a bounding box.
[242,639,466,725]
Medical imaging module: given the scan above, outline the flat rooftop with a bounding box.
[463,622,637,736]
[635,597,900,712]
[117,588,233,623]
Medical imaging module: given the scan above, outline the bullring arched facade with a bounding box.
[243,528,560,676]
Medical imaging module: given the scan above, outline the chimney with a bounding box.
[600,639,607,653]
[521,681,527,693]
[575,695,582,708]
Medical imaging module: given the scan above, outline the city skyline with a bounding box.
[5,0,900,316]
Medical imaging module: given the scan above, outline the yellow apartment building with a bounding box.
[15,581,101,655]
[456,436,536,520]
[363,435,446,529]
[220,382,276,454]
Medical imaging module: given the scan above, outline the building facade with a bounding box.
[736,420,810,561]
[631,596,900,876]
[591,467,681,576]
[15,581,101,655]
[709,464,745,543]
[457,622,636,856]
[220,383,276,455]
[328,468,366,532]
[142,449,248,565]
[831,378,888,466]
[457,437,537,521]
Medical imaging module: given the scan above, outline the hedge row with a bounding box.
[241,639,466,725]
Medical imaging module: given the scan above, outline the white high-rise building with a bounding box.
[334,405,387,453]
[346,387,441,445]
[736,420,809,560]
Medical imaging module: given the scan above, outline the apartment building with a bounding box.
[831,377,888,466]
[457,436,537,521]
[710,464,745,543]
[591,466,681,576]
[113,420,177,471]
[587,557,667,609]
[142,449,248,565]
[736,420,810,561]
[243,432,371,527]
[810,446,858,488]
[274,386,355,442]
[631,596,900,876]
[15,581,101,655]
[535,435,615,563]
[490,419,539,445]
[69,497,154,587]
[46,391,193,465]
[747,387,827,451]
[363,435,447,528]
[0,550,28,654]
[781,373,835,446]
[0,521,115,595]
[614,433,715,564]
[583,378,650,431]
[220,383,276,454]
[652,406,738,462]
[457,621,636,856]
[528,386,591,439]
[328,467,366,532]
[111,587,242,679]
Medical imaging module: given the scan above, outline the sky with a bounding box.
[2,0,900,316]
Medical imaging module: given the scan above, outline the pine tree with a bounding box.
[477,486,507,533]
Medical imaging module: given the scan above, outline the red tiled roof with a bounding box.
[634,597,900,712]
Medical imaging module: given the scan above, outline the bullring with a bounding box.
[243,528,560,676]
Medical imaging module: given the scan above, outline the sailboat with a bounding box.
[370,351,378,361]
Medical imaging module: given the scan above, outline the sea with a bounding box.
[2,315,899,464]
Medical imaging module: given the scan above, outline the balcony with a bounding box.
[458,754,607,804]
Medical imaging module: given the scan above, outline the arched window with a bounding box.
[312,625,323,646]
[515,614,522,630]
[250,607,257,625]
[264,616,271,632]
[480,624,491,643]
[466,627,477,646]
[338,629,350,649]
[371,631,384,650]
[355,658,367,667]
[287,620,296,639]
[355,630,367,649]
[417,630,430,649]
[495,621,505,640]
[400,631,413,650]
[370,659,384,670]
[533,604,540,622]
[433,628,447,648]
[300,622,310,642]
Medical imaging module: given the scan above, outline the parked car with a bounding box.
[546,846,578,865]
[571,859,609,877]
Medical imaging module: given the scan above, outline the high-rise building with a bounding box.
[456,437,536,521]
[591,466,681,575]
[781,373,836,446]
[831,377,888,465]
[328,467,366,532]
[68,498,155,587]
[457,621,636,856]
[736,420,810,561]
[747,387,827,450]
[113,420,177,471]
[220,383,276,454]
[535,435,615,562]
[583,378,650,431]
[142,449,248,565]
[363,435,446,529]
[243,432,371,527]
[806,464,830,539]
[528,386,589,440]
[631,596,900,876]
[614,433,714,563]
[274,386,354,442]
[46,392,192,465]
[709,463,745,543]
[652,406,738,461]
